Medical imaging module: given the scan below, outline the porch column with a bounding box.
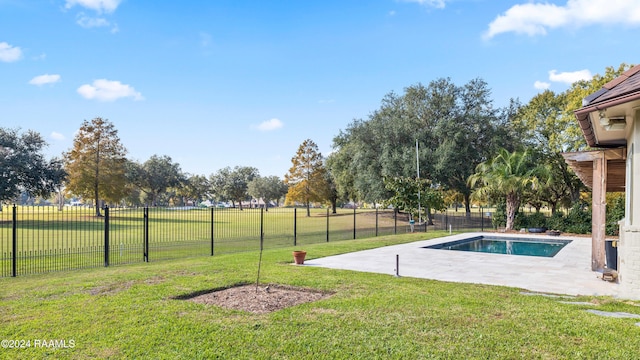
[592,152,607,271]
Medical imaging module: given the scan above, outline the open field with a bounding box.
[1,231,639,359]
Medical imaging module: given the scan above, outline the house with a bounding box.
[564,64,640,298]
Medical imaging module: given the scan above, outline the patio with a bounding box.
[308,232,620,297]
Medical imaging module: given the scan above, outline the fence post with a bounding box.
[260,208,264,251]
[210,207,215,256]
[12,205,17,277]
[144,207,149,262]
[353,207,356,239]
[104,206,110,267]
[326,208,329,242]
[481,206,484,232]
[375,206,379,237]
[293,208,297,246]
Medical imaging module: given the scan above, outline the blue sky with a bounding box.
[2,0,639,178]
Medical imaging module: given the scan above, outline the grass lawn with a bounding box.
[1,231,639,359]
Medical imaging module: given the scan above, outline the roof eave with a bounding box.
[574,91,640,147]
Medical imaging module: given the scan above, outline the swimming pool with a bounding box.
[424,235,572,258]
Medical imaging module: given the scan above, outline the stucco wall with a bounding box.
[619,111,640,298]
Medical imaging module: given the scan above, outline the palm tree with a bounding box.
[468,149,545,231]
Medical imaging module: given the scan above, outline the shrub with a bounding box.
[491,203,506,229]
[517,212,547,229]
[564,201,591,234]
[513,211,526,229]
[546,212,565,231]
[606,194,625,236]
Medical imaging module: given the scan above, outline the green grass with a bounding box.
[0,207,397,250]
[1,231,639,359]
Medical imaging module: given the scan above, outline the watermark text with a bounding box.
[1,339,75,349]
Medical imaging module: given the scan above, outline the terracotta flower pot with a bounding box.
[293,250,307,265]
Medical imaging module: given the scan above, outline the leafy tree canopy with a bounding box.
[64,117,127,216]
[247,175,288,210]
[127,154,185,206]
[329,78,516,212]
[469,149,546,230]
[179,174,211,205]
[285,139,330,216]
[0,128,66,203]
[383,176,445,220]
[210,166,259,209]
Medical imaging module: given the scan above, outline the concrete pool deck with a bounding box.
[307,232,621,298]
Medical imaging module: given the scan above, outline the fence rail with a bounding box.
[0,205,491,277]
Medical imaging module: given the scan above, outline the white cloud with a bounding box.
[401,0,449,9]
[255,118,283,132]
[549,69,592,84]
[77,79,144,101]
[65,0,121,14]
[534,81,550,90]
[77,14,110,28]
[484,0,640,39]
[75,12,118,32]
[29,74,61,86]
[50,132,66,141]
[0,42,22,62]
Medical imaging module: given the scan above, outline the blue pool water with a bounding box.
[424,236,571,257]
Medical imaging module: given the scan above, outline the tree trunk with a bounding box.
[94,143,101,217]
[464,192,472,219]
[505,192,519,231]
[331,199,337,214]
[57,188,64,211]
[94,184,102,217]
[306,201,310,217]
[426,206,434,225]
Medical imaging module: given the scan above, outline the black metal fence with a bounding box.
[0,205,490,277]
[431,209,492,232]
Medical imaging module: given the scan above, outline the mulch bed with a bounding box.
[184,284,333,314]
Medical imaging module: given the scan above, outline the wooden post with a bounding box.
[592,152,607,271]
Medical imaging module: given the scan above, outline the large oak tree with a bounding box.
[247,175,288,211]
[0,128,66,204]
[127,155,184,206]
[329,78,514,215]
[210,166,259,209]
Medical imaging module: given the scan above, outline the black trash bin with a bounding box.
[605,239,618,270]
